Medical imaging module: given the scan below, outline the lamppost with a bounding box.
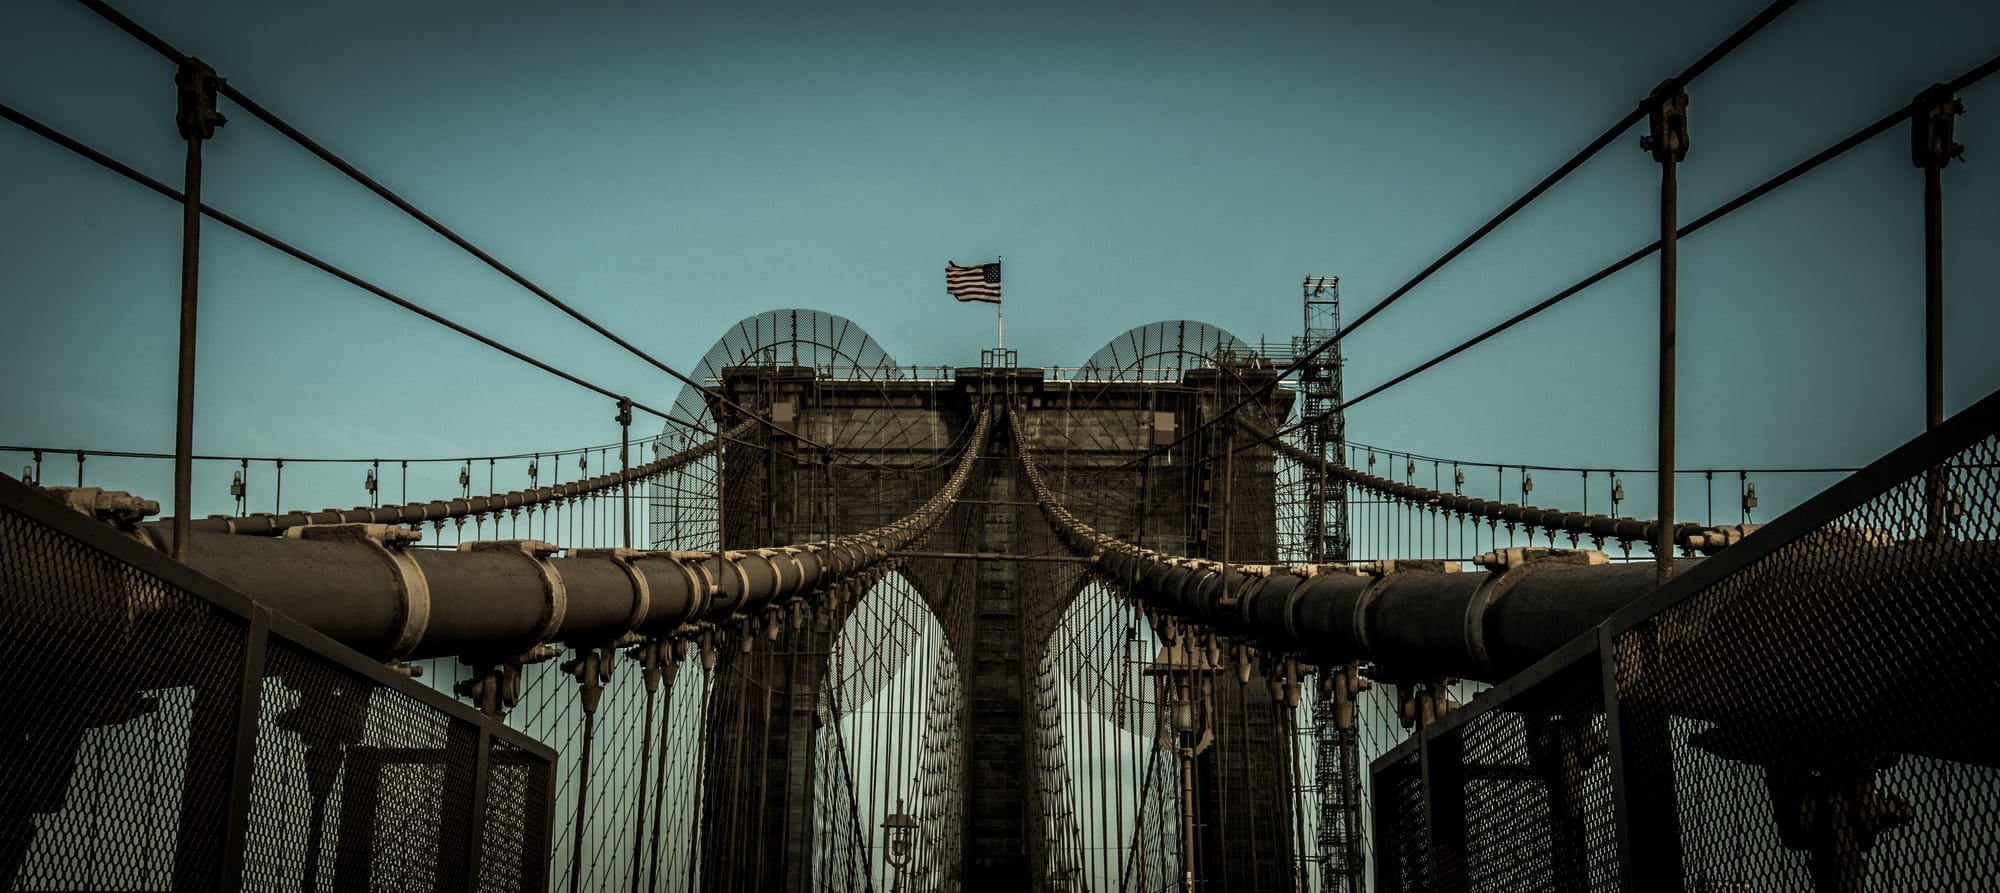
[1143,623,1221,893]
[882,799,918,893]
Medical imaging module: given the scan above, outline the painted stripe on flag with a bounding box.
[946,261,1001,303]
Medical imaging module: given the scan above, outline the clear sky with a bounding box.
[2,0,1996,523]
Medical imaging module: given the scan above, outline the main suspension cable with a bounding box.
[1127,0,1803,467]
[0,100,705,436]
[1259,52,2000,438]
[73,0,851,459]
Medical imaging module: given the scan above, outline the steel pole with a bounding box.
[171,133,201,560]
[617,396,633,549]
[1657,154,1678,585]
[1912,84,1961,540]
[1925,163,1944,431]
[1642,82,1688,585]
[171,59,224,559]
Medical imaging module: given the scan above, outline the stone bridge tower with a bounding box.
[686,313,1298,892]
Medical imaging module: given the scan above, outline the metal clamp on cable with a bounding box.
[287,523,431,661]
[461,539,566,654]
[1282,563,1364,651]
[1911,84,1965,169]
[1641,80,1690,163]
[638,551,716,635]
[569,547,651,645]
[697,550,753,623]
[1463,548,1608,678]
[1351,560,1457,661]
[174,58,226,142]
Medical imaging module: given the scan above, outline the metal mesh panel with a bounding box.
[1456,662,1618,891]
[0,501,248,890]
[1613,431,2000,890]
[240,638,469,890]
[480,737,548,893]
[1,479,556,890]
[1375,746,1428,892]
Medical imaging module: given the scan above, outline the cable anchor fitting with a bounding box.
[1640,80,1690,164]
[1911,84,1966,169]
[562,645,616,714]
[174,58,227,142]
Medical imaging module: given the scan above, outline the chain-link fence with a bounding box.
[1373,390,2000,892]
[0,474,555,891]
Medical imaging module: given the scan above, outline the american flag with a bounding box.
[945,261,1001,304]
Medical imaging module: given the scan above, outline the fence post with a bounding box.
[457,724,495,893]
[1422,726,1469,893]
[1600,626,1684,891]
[217,605,269,889]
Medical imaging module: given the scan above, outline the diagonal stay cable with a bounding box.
[73,0,855,460]
[0,99,723,440]
[1247,50,2000,446]
[1335,0,1800,344]
[1128,0,1802,468]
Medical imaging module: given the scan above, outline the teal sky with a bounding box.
[2,0,1996,523]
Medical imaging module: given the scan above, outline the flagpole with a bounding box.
[996,254,1004,351]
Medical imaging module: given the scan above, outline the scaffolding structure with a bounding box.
[1297,275,1365,890]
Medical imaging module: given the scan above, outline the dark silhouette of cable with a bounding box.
[73,0,849,457]
[73,0,186,63]
[1133,0,1803,466]
[0,99,712,437]
[1250,51,2000,445]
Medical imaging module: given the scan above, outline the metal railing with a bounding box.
[0,473,556,891]
[1371,386,2000,892]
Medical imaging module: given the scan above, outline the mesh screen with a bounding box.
[0,501,248,890]
[0,485,555,890]
[1612,432,2000,890]
[1375,746,1428,892]
[1456,662,1617,892]
[480,738,549,893]
[1369,417,2000,891]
